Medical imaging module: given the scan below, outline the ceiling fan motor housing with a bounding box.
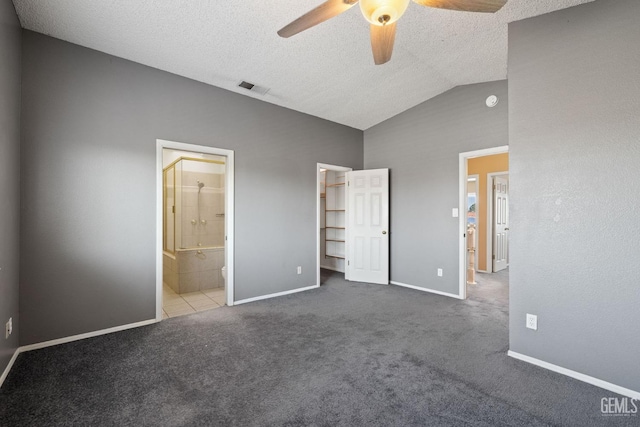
[360,0,410,26]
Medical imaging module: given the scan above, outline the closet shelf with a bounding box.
[322,170,346,268]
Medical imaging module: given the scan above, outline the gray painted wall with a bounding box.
[0,0,20,376]
[20,31,363,345]
[364,81,508,295]
[509,0,640,391]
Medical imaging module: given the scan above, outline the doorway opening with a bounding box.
[466,174,480,282]
[458,146,509,300]
[316,164,391,287]
[317,163,351,287]
[157,140,234,320]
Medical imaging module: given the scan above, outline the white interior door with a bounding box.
[346,169,389,284]
[492,176,509,272]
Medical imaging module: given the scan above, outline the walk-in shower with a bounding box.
[163,156,226,294]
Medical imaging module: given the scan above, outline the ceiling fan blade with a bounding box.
[277,0,358,38]
[412,0,507,13]
[370,22,397,65]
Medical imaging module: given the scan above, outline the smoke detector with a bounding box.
[485,95,499,108]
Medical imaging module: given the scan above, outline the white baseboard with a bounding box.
[508,350,640,400]
[234,285,318,305]
[20,319,158,353]
[320,265,345,273]
[391,281,463,300]
[0,348,20,389]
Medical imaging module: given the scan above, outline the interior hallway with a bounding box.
[467,268,509,309]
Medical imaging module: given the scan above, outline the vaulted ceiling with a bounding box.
[13,0,594,129]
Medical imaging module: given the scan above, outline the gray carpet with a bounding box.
[0,270,633,426]
[466,268,510,308]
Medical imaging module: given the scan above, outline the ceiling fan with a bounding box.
[278,0,507,65]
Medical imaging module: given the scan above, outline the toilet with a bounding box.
[221,266,226,286]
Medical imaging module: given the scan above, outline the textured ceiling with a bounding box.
[13,0,594,130]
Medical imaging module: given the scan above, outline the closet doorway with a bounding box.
[317,163,352,286]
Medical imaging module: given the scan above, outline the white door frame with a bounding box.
[156,139,235,320]
[316,163,352,287]
[458,146,508,299]
[487,171,509,273]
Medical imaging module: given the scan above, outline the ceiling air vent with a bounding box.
[238,81,254,90]
[237,80,270,96]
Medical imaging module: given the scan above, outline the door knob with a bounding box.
[505,228,510,231]
[382,231,387,235]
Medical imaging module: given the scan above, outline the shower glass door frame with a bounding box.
[156,139,235,320]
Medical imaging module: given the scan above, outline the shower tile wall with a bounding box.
[164,247,224,294]
[180,171,225,249]
[163,253,178,291]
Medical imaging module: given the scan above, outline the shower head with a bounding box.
[197,181,205,189]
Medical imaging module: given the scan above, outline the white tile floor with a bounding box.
[163,284,226,319]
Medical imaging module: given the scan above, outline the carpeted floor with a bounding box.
[466,268,510,308]
[0,270,632,426]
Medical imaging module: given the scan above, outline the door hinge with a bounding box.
[492,255,496,260]
[172,205,175,213]
[348,260,350,265]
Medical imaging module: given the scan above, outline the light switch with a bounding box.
[452,208,459,218]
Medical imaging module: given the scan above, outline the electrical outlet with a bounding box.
[297,266,302,275]
[526,313,537,331]
[5,317,12,339]
[437,268,443,277]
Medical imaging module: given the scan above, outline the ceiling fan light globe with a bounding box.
[360,0,410,25]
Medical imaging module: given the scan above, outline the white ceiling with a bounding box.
[12,0,594,130]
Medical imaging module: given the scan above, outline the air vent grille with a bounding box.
[237,80,270,96]
[238,81,254,90]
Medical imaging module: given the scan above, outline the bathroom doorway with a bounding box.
[156,140,234,320]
